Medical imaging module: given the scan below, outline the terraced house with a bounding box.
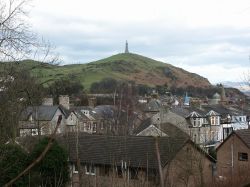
[137,95,249,151]
[19,105,69,136]
[62,133,215,187]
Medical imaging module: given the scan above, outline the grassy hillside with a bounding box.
[1,53,212,90]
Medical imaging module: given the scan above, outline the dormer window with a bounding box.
[81,110,90,116]
[210,116,219,125]
[206,110,220,125]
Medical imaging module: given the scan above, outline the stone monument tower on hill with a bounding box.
[125,40,129,53]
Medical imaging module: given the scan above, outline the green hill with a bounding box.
[2,53,211,90]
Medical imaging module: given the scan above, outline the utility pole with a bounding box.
[155,137,164,187]
[76,119,84,187]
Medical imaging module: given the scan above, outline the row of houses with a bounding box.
[16,93,250,186]
[19,95,118,136]
[17,124,250,187]
[139,95,249,150]
[19,94,250,147]
[16,130,216,187]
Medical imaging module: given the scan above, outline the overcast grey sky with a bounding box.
[28,0,250,84]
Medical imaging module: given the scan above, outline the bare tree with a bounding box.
[0,0,60,63]
[0,0,36,61]
[0,0,61,143]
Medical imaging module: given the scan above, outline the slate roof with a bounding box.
[60,133,189,169]
[200,104,247,117]
[70,106,101,121]
[159,123,189,139]
[14,134,214,169]
[170,105,246,119]
[170,107,206,118]
[94,105,115,119]
[201,105,230,116]
[170,107,190,118]
[133,118,151,134]
[133,118,188,139]
[216,129,250,150]
[143,99,161,112]
[235,129,250,148]
[20,105,69,121]
[73,111,89,121]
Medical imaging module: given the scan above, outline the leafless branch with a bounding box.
[4,115,63,187]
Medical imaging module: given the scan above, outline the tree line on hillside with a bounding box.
[89,78,236,99]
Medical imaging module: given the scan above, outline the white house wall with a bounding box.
[51,108,66,133]
[66,112,78,126]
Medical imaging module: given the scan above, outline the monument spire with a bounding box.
[125,40,129,53]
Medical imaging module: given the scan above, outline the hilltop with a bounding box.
[85,53,211,88]
[1,53,212,90]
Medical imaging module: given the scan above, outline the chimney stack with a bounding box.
[59,95,70,109]
[42,97,53,106]
[88,97,97,107]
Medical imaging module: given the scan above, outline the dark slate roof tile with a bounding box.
[20,105,60,121]
[133,118,151,134]
[170,107,190,118]
[235,129,250,148]
[94,105,115,119]
[144,99,161,112]
[20,105,70,121]
[60,133,189,169]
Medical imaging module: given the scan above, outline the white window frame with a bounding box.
[192,118,201,127]
[101,122,104,130]
[31,129,38,136]
[92,123,97,133]
[83,123,87,131]
[211,116,218,125]
[203,118,208,124]
[85,164,96,175]
[73,163,78,174]
[87,123,91,131]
